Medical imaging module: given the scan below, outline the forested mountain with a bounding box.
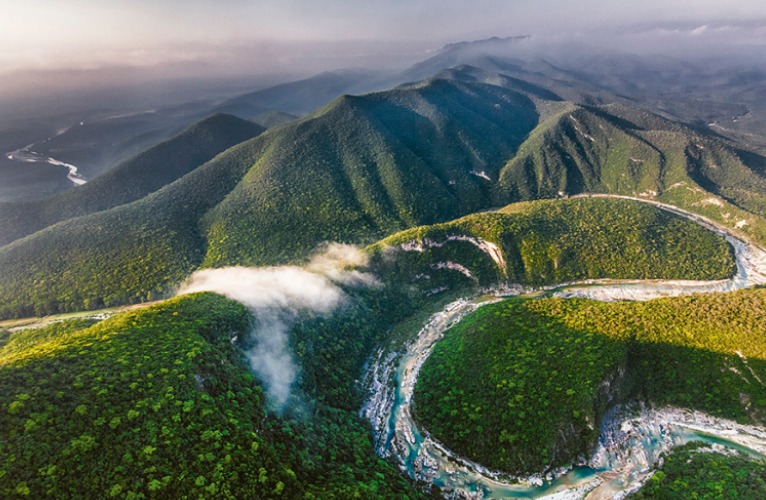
[406,36,766,154]
[201,73,541,266]
[494,102,766,244]
[0,293,420,498]
[0,114,264,247]
[0,70,542,318]
[0,196,745,497]
[0,132,271,317]
[2,65,766,319]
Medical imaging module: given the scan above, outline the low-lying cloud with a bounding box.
[178,243,376,412]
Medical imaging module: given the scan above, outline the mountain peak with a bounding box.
[441,35,531,52]
[402,35,532,82]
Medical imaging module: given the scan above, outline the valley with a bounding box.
[4,193,762,498]
[364,294,766,498]
[3,22,766,499]
[6,146,87,186]
[363,196,766,498]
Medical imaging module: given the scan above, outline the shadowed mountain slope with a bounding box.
[0,114,264,247]
[493,102,766,243]
[201,75,541,266]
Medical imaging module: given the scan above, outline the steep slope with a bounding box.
[494,103,766,244]
[3,68,766,320]
[634,442,766,498]
[0,114,264,247]
[0,133,271,318]
[201,75,540,265]
[370,197,736,295]
[495,104,674,200]
[404,35,766,151]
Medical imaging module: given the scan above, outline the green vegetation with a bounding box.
[415,298,628,472]
[201,78,539,266]
[0,195,736,321]
[3,67,766,321]
[0,74,540,319]
[0,293,421,498]
[0,114,264,247]
[632,442,766,499]
[0,129,273,319]
[494,103,766,246]
[4,54,766,500]
[414,288,766,474]
[372,197,736,294]
[0,318,98,362]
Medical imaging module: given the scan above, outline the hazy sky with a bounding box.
[3,0,766,75]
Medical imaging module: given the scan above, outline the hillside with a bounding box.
[632,442,766,499]
[370,197,736,294]
[405,36,766,153]
[0,293,420,498]
[0,114,264,247]
[0,130,276,318]
[201,75,540,267]
[494,103,766,244]
[414,288,766,474]
[6,22,766,500]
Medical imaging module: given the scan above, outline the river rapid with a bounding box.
[360,196,766,499]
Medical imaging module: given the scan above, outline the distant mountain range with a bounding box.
[11,35,765,198]
[2,38,766,319]
[214,68,395,118]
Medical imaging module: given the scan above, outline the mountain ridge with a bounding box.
[2,67,766,319]
[0,114,264,247]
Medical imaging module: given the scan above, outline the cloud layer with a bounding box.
[178,244,375,411]
[4,1,766,76]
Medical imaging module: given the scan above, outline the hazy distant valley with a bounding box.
[4,34,766,499]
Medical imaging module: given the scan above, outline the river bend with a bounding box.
[361,196,766,499]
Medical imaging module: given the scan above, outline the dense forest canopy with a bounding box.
[414,289,766,474]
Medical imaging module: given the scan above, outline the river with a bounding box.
[6,144,87,186]
[360,196,766,499]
